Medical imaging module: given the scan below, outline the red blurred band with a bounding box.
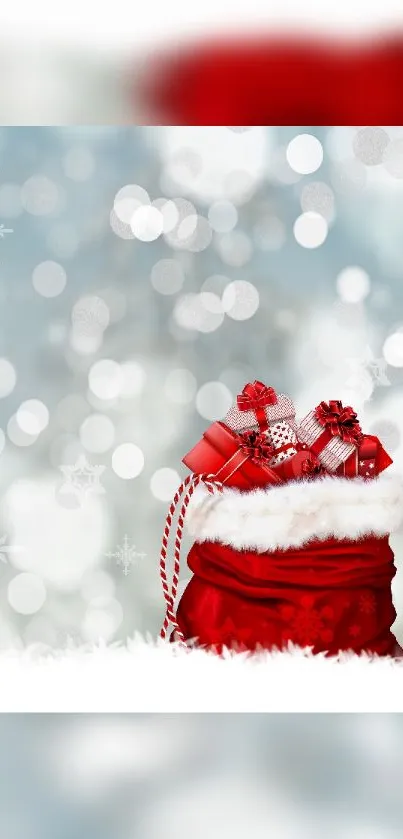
[141,35,403,124]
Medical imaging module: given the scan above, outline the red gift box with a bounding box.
[182,421,282,490]
[224,380,298,466]
[297,400,363,473]
[336,434,393,478]
[273,448,326,481]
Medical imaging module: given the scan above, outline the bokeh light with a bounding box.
[208,200,238,233]
[72,295,110,335]
[383,332,403,367]
[7,572,46,615]
[353,127,390,166]
[157,126,268,204]
[112,443,144,479]
[131,205,164,241]
[300,182,335,221]
[0,358,17,398]
[336,267,371,303]
[222,280,259,321]
[113,184,150,223]
[80,414,115,453]
[4,478,110,589]
[109,209,135,239]
[16,399,49,435]
[173,293,224,332]
[7,415,39,447]
[32,261,67,298]
[21,175,60,215]
[286,133,323,175]
[88,360,123,400]
[196,381,233,421]
[150,467,181,501]
[293,212,328,248]
[383,139,403,179]
[150,258,185,295]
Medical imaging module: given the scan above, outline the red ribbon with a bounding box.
[300,452,325,477]
[239,430,275,464]
[341,436,379,478]
[215,430,281,485]
[314,400,363,446]
[237,381,277,432]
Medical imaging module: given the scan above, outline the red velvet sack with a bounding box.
[168,474,403,657]
[176,536,397,656]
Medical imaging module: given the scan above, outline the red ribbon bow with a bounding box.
[314,400,363,445]
[301,452,325,476]
[239,430,275,464]
[237,381,277,432]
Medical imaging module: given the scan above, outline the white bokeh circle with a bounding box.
[208,200,238,232]
[131,206,163,241]
[293,212,328,248]
[222,280,260,321]
[196,381,233,421]
[0,358,17,398]
[286,134,323,175]
[16,400,49,435]
[8,573,47,615]
[150,468,181,501]
[32,261,67,298]
[113,184,150,223]
[383,333,403,367]
[336,267,371,304]
[112,443,144,479]
[150,259,185,295]
[80,414,116,453]
[88,360,123,400]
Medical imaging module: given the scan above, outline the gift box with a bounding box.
[297,400,364,473]
[224,380,298,466]
[273,447,326,481]
[182,421,282,490]
[336,434,393,478]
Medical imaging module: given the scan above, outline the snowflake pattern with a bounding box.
[0,224,13,239]
[0,534,24,564]
[358,591,376,615]
[105,534,146,576]
[279,594,334,647]
[59,454,106,505]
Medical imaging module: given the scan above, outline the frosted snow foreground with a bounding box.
[0,637,403,712]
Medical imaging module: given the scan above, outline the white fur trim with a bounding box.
[185,474,403,551]
[0,640,403,712]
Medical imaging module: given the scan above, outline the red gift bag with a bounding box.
[165,473,403,656]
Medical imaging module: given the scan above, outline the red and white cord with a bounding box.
[159,472,223,645]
